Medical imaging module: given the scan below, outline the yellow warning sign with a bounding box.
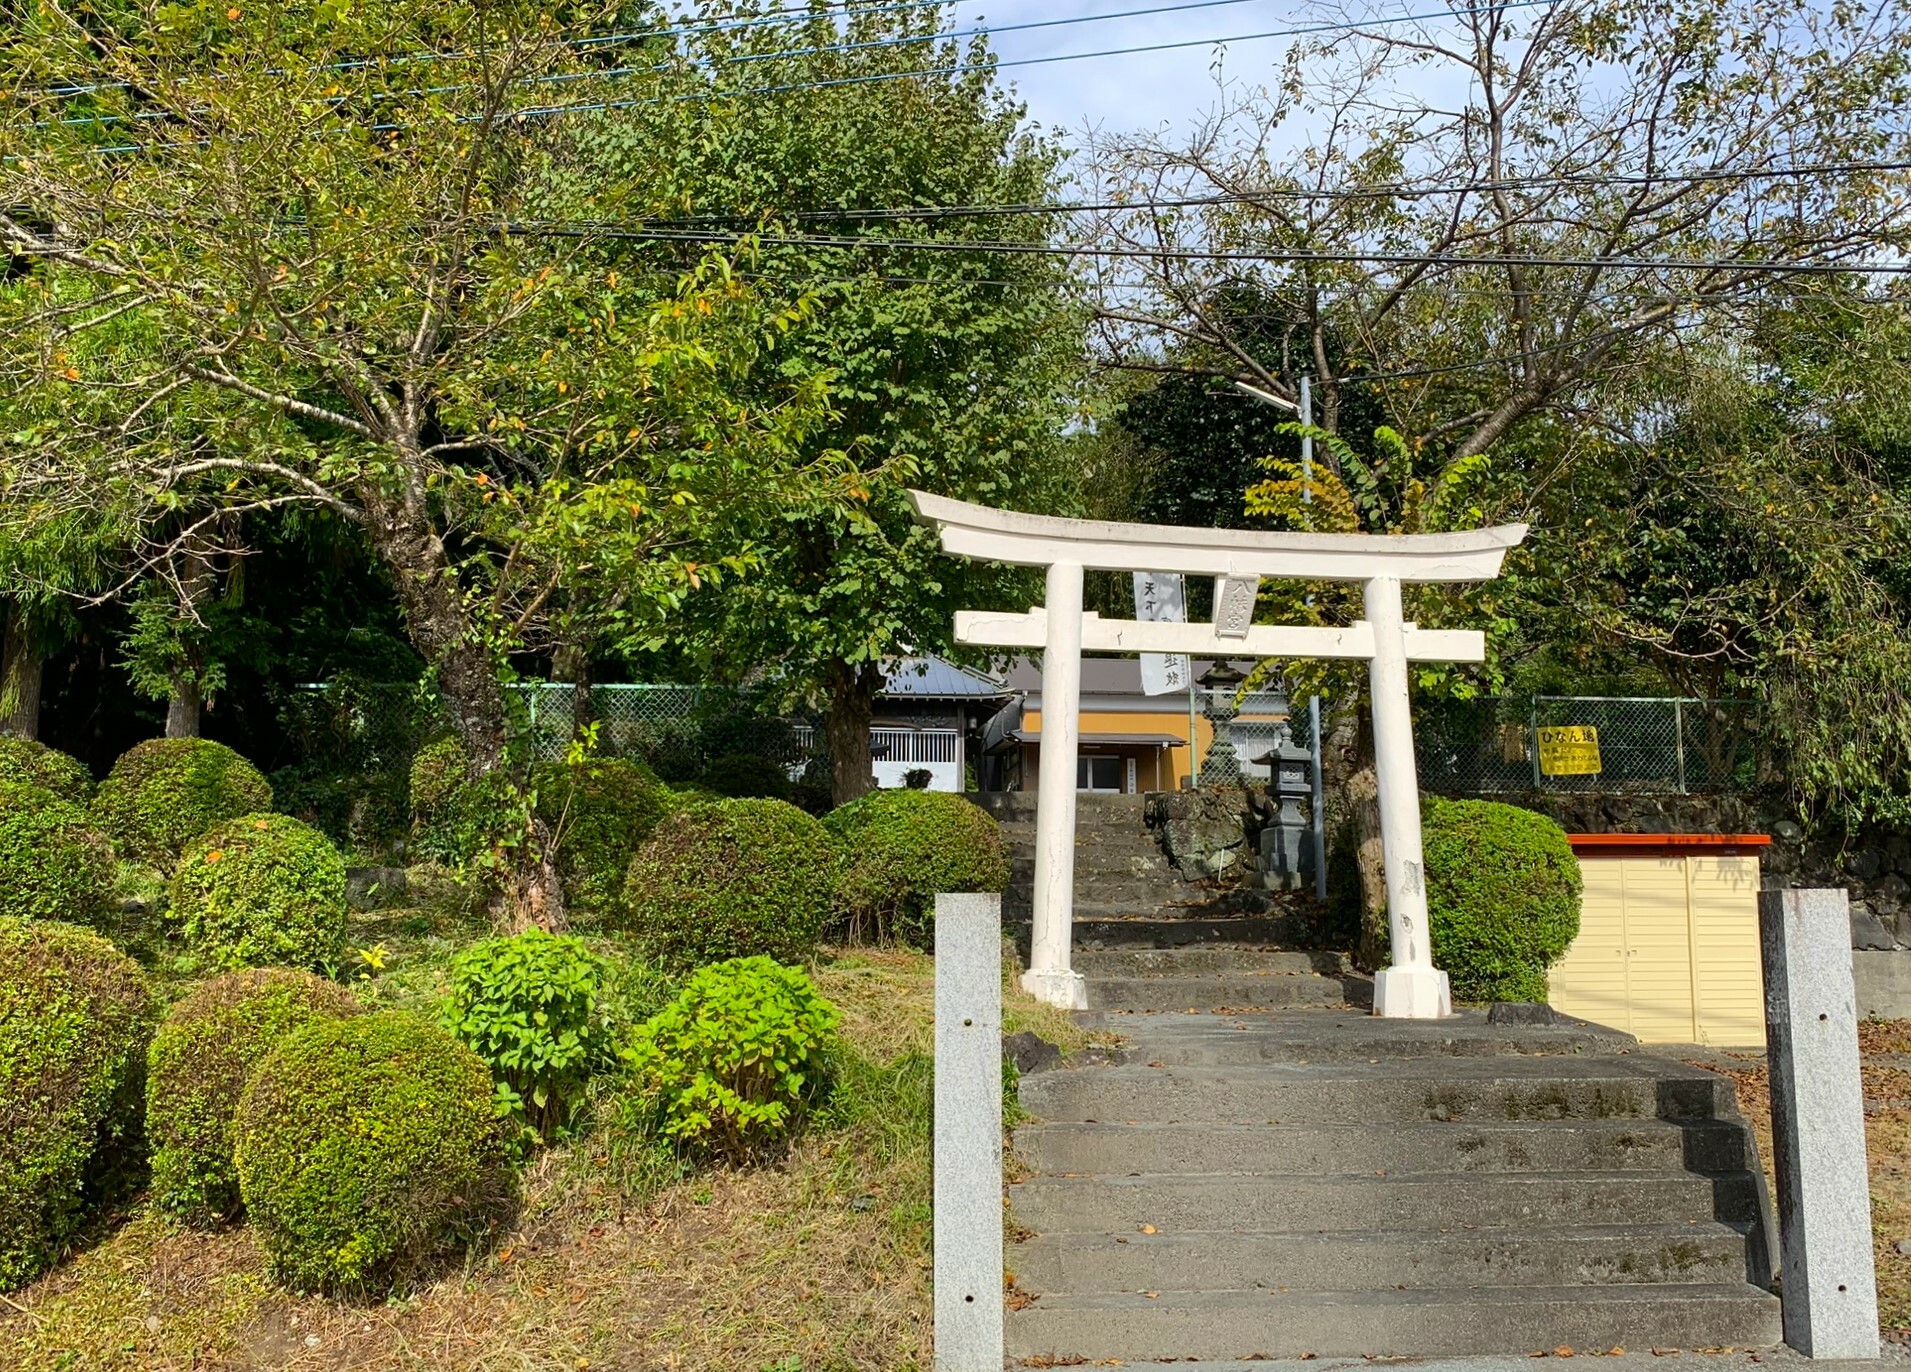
[1537,725,1602,777]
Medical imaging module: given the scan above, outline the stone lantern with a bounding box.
[1253,710,1316,890]
[1196,660,1246,786]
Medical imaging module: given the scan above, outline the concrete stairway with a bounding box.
[983,785,1780,1363]
[1008,1006,1782,1363]
[976,790,1320,955]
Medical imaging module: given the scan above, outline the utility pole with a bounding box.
[1300,376,1328,901]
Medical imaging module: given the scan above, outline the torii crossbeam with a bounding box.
[908,490,1529,1019]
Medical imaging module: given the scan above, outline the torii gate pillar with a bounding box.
[909,491,1528,1019]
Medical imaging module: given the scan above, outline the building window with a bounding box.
[1077,755,1123,792]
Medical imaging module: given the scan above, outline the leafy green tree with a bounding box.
[565,1,1083,802]
[1518,293,1911,828]
[0,0,855,926]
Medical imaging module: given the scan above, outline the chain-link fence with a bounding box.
[1414,695,1757,795]
[511,683,821,781]
[278,679,825,854]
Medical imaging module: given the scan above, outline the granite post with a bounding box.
[1759,887,1880,1359]
[934,892,1004,1371]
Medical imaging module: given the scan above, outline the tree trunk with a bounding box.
[360,482,565,932]
[165,675,202,738]
[553,642,595,742]
[0,603,43,740]
[1346,702,1390,972]
[825,658,881,806]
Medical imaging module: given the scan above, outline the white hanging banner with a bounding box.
[1131,571,1192,695]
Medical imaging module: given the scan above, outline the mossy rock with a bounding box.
[147,969,361,1225]
[91,738,273,865]
[0,780,117,927]
[0,917,154,1291]
[234,1011,516,1293]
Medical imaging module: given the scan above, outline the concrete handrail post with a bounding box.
[1759,887,1879,1359]
[1365,575,1451,1018]
[934,892,1004,1371]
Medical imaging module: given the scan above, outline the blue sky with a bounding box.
[942,0,1305,143]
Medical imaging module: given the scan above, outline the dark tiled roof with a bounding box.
[880,656,1011,700]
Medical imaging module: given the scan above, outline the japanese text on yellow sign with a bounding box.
[1537,725,1603,777]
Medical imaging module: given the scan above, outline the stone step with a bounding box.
[1087,973,1363,1012]
[1009,1222,1759,1294]
[1009,1170,1756,1234]
[1070,916,1318,949]
[1011,1118,1752,1177]
[1011,849,1176,875]
[1074,948,1346,979]
[1005,1284,1783,1362]
[1069,1009,1633,1065]
[1017,1058,1734,1125]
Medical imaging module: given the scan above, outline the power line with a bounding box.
[24,0,1283,134]
[19,0,1557,149]
[503,220,1911,276]
[27,0,961,100]
[509,0,1556,120]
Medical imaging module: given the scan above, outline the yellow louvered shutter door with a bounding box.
[1686,855,1767,1047]
[1549,858,1633,1034]
[1615,857,1700,1043]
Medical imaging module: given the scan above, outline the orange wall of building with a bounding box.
[1022,706,1215,792]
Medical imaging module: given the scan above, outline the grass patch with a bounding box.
[0,923,951,1371]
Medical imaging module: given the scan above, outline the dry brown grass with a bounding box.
[1701,1022,1911,1340]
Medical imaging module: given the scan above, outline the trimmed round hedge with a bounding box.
[621,797,839,967]
[532,757,674,917]
[0,917,154,1291]
[0,780,117,927]
[171,814,349,971]
[147,969,361,1224]
[407,738,515,868]
[0,737,93,804]
[1422,797,1584,1004]
[825,789,1010,946]
[92,738,273,865]
[234,1011,516,1293]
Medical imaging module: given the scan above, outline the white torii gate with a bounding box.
[908,490,1529,1020]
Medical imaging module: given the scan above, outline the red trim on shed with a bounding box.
[1565,832,1771,859]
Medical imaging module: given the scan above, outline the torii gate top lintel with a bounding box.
[906,489,1528,583]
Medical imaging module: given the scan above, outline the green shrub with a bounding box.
[234,1011,515,1293]
[533,757,673,917]
[0,917,154,1290]
[1422,797,1584,1003]
[620,798,838,967]
[91,737,273,864]
[270,764,409,859]
[407,737,470,827]
[170,813,349,970]
[443,930,609,1138]
[617,956,838,1158]
[0,780,117,927]
[147,969,361,1224]
[695,751,792,801]
[825,789,1010,946]
[0,737,93,803]
[407,739,522,869]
